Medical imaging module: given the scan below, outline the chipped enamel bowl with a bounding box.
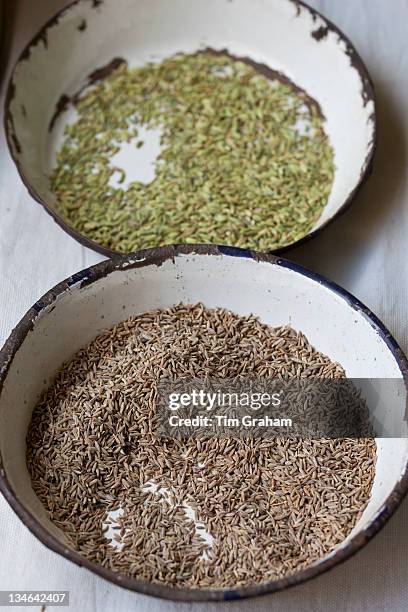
[0,245,407,601]
[4,0,376,256]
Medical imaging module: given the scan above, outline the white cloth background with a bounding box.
[0,1,407,610]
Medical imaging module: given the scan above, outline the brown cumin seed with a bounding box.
[27,304,375,589]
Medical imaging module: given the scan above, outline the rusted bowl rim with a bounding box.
[3,0,377,257]
[0,244,407,602]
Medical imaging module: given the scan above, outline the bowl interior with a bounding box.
[6,0,375,250]
[0,250,407,586]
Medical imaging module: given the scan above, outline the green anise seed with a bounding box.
[50,52,334,253]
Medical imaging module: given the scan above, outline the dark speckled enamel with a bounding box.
[0,245,407,602]
[3,0,377,258]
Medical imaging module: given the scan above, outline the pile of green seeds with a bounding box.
[51,52,334,252]
[27,304,375,589]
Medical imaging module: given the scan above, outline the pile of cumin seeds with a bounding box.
[26,304,376,588]
[50,51,334,253]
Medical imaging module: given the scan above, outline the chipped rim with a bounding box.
[3,0,377,257]
[0,244,407,602]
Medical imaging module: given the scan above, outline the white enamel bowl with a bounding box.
[0,245,407,601]
[4,0,376,256]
